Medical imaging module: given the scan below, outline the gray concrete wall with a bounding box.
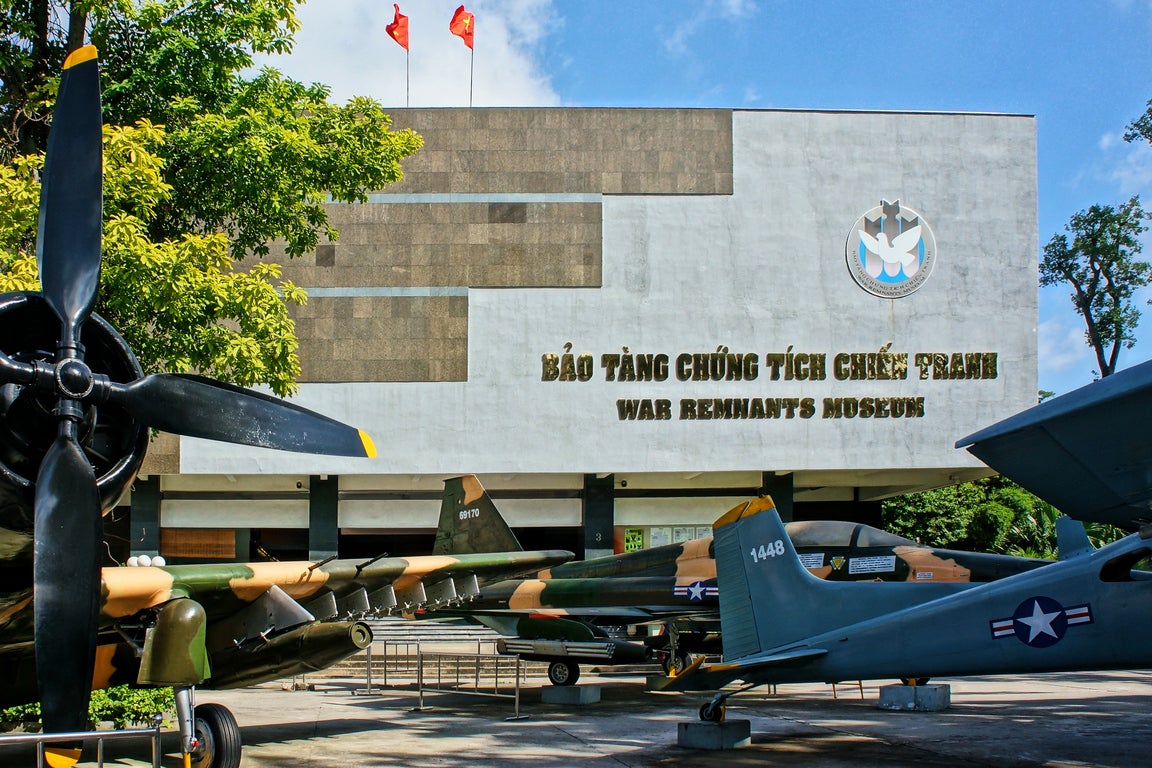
[170,108,1037,490]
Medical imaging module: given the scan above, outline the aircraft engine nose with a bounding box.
[0,292,148,517]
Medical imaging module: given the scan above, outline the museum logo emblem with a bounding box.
[845,199,936,298]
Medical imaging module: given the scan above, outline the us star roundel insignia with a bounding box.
[673,581,718,602]
[989,596,1094,648]
[845,200,937,298]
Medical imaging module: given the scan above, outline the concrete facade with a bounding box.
[137,107,1038,561]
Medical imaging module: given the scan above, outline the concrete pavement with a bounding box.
[3,669,1150,767]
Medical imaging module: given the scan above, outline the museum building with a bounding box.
[126,107,1038,563]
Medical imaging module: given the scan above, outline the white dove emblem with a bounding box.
[859,225,922,279]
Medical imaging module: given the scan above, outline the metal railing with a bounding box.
[358,639,501,692]
[414,650,526,720]
[0,720,163,767]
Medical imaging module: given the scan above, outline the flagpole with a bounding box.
[468,48,474,108]
[406,49,410,108]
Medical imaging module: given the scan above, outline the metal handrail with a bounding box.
[358,639,501,692]
[0,720,163,767]
[414,650,526,720]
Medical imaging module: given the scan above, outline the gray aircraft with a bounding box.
[662,360,1152,721]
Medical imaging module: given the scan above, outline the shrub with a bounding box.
[0,686,174,731]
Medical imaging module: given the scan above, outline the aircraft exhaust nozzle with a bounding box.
[207,620,372,689]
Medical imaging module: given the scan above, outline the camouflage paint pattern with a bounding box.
[434,475,523,555]
[0,538,572,709]
[462,496,1048,628]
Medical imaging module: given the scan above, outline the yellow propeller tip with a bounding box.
[63,45,98,70]
[359,429,377,459]
[44,747,82,768]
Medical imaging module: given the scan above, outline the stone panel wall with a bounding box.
[292,294,468,382]
[282,201,603,289]
[269,108,735,384]
[381,108,734,195]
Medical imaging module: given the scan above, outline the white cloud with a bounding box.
[1038,314,1098,394]
[1108,140,1152,194]
[254,0,560,107]
[1038,316,1090,373]
[664,0,758,55]
[717,0,759,18]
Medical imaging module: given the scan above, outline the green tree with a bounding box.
[1,1,301,160]
[993,483,1060,559]
[879,477,1121,557]
[0,1,423,395]
[1124,98,1152,146]
[880,483,984,549]
[1039,196,1151,379]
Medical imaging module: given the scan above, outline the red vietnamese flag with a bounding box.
[449,5,474,49]
[386,4,409,50]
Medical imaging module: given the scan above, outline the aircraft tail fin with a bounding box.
[433,475,523,555]
[1056,515,1094,560]
[713,496,824,659]
[713,496,966,660]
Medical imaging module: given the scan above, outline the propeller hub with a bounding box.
[54,358,94,400]
[0,292,147,510]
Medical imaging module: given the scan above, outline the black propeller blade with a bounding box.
[23,43,377,749]
[31,45,105,740]
[36,45,102,348]
[33,429,101,735]
[103,373,376,457]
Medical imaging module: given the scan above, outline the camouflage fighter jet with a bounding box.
[661,364,1152,721]
[434,475,1051,686]
[0,47,571,768]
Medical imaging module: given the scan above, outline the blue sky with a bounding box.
[264,0,1152,397]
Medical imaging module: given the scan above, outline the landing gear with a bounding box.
[698,700,726,722]
[900,677,931,687]
[547,660,580,686]
[696,682,757,722]
[661,650,695,676]
[189,703,242,768]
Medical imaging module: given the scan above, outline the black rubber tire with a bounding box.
[699,702,725,722]
[547,660,580,686]
[190,702,242,768]
[672,651,694,674]
[659,653,673,675]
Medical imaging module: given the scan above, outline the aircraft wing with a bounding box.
[957,358,1152,528]
[23,551,572,655]
[0,548,571,706]
[100,549,575,624]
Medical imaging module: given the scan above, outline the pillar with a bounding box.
[583,473,615,560]
[761,472,794,523]
[308,475,339,560]
[130,475,161,557]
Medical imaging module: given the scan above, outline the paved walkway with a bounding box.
[4,670,1150,767]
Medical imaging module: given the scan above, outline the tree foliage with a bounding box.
[1124,98,1152,146]
[2,0,302,160]
[0,1,423,395]
[1039,197,1151,379]
[881,476,1127,558]
[884,477,1051,556]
